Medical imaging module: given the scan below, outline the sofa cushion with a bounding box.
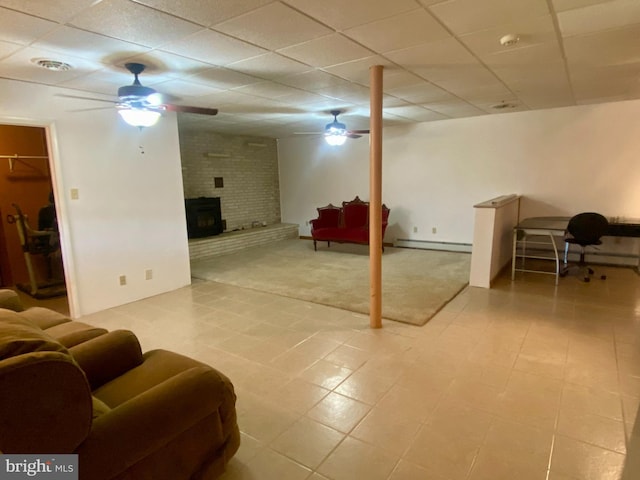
[0,310,68,360]
[17,306,71,329]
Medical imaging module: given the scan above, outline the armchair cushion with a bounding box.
[0,310,68,358]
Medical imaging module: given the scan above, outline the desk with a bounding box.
[512,217,568,285]
[512,217,640,285]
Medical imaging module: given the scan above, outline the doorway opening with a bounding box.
[0,124,69,315]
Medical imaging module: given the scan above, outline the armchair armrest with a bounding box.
[77,366,235,479]
[0,289,23,312]
[70,330,143,390]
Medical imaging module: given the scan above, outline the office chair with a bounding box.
[561,212,609,282]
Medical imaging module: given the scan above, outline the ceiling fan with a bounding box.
[296,110,370,145]
[59,63,219,127]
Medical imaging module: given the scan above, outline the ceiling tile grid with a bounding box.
[0,0,637,137]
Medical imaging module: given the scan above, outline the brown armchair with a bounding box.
[0,309,240,479]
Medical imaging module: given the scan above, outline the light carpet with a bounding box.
[190,239,471,326]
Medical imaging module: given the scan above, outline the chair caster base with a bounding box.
[584,277,590,282]
[600,275,607,280]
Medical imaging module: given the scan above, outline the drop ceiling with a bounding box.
[0,0,638,138]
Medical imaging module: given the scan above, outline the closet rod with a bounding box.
[1,154,49,172]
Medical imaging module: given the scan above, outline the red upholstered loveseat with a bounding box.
[310,196,390,251]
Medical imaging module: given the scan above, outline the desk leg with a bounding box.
[550,233,560,286]
[512,229,517,281]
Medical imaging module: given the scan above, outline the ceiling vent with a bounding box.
[33,59,73,71]
[491,102,518,110]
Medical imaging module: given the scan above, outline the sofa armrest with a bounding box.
[0,289,23,312]
[70,330,143,390]
[77,366,236,479]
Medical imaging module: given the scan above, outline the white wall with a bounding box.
[0,79,191,317]
[278,100,640,246]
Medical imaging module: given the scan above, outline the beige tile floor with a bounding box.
[63,264,640,479]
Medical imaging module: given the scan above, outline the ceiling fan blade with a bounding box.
[346,133,362,139]
[69,106,114,113]
[293,132,324,135]
[348,129,370,134]
[56,93,117,104]
[164,104,218,115]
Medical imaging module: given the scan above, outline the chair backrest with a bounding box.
[342,196,369,228]
[566,212,609,246]
[315,204,341,228]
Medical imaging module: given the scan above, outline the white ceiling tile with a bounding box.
[226,53,309,79]
[58,70,133,96]
[483,43,565,69]
[152,78,224,98]
[282,0,420,30]
[386,37,476,70]
[569,63,640,101]
[70,0,203,47]
[124,51,215,78]
[213,3,331,50]
[0,0,94,23]
[386,83,454,103]
[428,0,550,35]
[188,67,263,89]
[0,40,22,61]
[422,100,486,118]
[563,24,640,66]
[321,56,393,84]
[133,0,276,26]
[459,15,558,57]
[380,69,428,90]
[552,0,619,13]
[278,33,374,68]
[232,81,304,98]
[0,7,58,46]
[160,29,267,66]
[558,0,640,37]
[433,71,512,100]
[315,83,371,103]
[277,69,351,90]
[0,0,638,137]
[0,47,103,85]
[386,105,448,122]
[343,8,450,53]
[276,91,336,107]
[33,27,149,64]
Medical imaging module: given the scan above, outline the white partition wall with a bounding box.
[0,78,191,317]
[469,195,521,288]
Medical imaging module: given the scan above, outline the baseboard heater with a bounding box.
[394,239,472,253]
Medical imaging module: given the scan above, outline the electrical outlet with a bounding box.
[70,188,79,200]
[119,275,126,286]
[413,226,418,233]
[432,227,437,234]
[145,269,153,280]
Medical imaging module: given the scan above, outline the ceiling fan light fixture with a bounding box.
[324,131,347,146]
[118,107,161,127]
